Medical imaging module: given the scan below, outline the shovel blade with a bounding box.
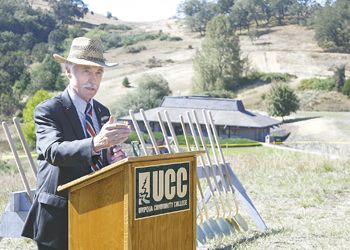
[235,214,249,232]
[207,218,224,237]
[196,225,207,245]
[218,217,234,236]
[201,221,216,240]
[227,218,241,232]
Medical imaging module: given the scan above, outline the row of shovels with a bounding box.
[128,109,249,245]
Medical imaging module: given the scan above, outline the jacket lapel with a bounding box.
[60,88,85,140]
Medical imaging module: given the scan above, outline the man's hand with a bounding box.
[107,145,126,164]
[93,116,130,152]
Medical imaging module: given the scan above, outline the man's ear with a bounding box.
[65,68,72,79]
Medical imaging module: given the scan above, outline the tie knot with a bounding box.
[85,102,92,115]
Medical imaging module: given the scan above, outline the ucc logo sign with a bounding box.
[135,162,190,219]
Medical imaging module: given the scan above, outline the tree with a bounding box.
[215,0,235,15]
[230,0,266,30]
[48,28,68,52]
[265,82,300,121]
[230,1,251,31]
[115,74,172,117]
[29,55,66,94]
[0,0,58,117]
[313,0,350,52]
[270,0,294,25]
[22,90,52,147]
[333,65,345,92]
[0,93,19,117]
[49,0,88,24]
[0,50,28,116]
[0,0,56,44]
[193,15,243,92]
[177,0,216,35]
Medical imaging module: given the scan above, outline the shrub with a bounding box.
[240,71,294,87]
[103,33,123,49]
[146,56,162,68]
[68,26,86,38]
[159,33,182,41]
[298,77,336,91]
[259,72,293,82]
[0,160,14,173]
[126,45,146,54]
[176,135,259,147]
[98,23,132,31]
[195,90,236,99]
[23,90,52,147]
[122,33,159,46]
[167,36,182,41]
[333,65,345,92]
[342,79,350,97]
[84,28,109,42]
[159,33,170,41]
[122,77,131,88]
[126,131,149,143]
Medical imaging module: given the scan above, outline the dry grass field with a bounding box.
[1,146,349,249]
[205,147,350,249]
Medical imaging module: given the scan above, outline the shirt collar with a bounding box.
[67,85,93,114]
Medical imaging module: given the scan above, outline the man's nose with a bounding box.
[89,73,99,83]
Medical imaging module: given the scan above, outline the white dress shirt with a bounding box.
[67,86,101,137]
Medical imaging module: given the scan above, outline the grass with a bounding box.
[1,146,349,248]
[202,146,350,249]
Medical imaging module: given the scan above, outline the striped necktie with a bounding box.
[85,102,103,172]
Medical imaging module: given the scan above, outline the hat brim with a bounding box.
[53,54,118,68]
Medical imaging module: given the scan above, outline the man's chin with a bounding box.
[82,94,96,102]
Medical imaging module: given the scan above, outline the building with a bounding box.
[119,96,281,142]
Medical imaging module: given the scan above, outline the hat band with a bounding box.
[69,55,105,64]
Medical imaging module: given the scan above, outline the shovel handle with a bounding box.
[13,117,37,177]
[2,121,33,203]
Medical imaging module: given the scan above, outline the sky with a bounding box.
[83,0,183,22]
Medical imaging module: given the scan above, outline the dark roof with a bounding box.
[161,96,246,111]
[120,96,281,128]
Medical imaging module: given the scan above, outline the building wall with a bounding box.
[133,121,270,142]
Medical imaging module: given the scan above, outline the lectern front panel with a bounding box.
[69,169,125,249]
[129,157,196,250]
[63,152,200,250]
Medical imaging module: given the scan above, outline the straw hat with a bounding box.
[53,37,118,68]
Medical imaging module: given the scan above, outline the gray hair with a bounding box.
[65,62,75,73]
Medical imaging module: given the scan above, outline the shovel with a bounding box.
[162,111,217,242]
[2,121,33,203]
[187,111,234,236]
[179,115,223,242]
[206,110,249,232]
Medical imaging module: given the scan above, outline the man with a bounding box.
[21,37,130,250]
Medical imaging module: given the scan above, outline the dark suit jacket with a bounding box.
[21,88,110,249]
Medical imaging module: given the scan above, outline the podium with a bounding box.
[58,151,202,250]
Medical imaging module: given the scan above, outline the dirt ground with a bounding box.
[276,111,350,158]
